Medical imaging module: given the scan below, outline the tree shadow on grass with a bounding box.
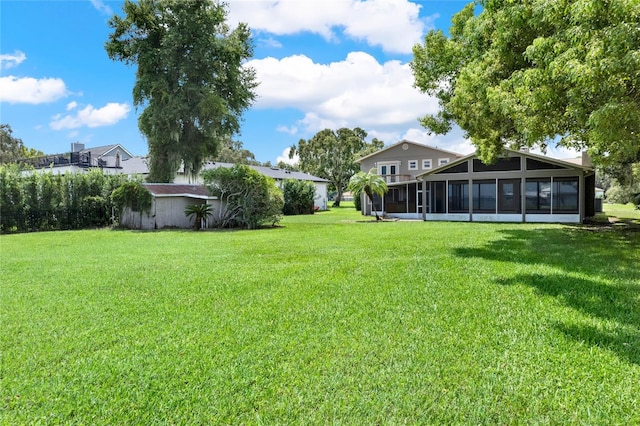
[454,227,640,365]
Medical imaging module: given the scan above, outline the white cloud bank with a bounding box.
[228,0,431,54]
[246,51,440,135]
[50,103,131,130]
[0,75,68,104]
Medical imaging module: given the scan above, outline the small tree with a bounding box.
[348,168,388,221]
[202,165,282,229]
[110,181,152,227]
[184,203,214,230]
[282,179,315,215]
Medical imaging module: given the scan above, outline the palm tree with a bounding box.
[348,167,388,220]
[184,203,214,230]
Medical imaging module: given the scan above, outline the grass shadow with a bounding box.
[454,226,640,364]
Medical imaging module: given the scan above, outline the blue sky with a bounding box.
[1,0,576,164]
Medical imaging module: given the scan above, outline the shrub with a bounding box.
[202,165,283,229]
[282,179,315,215]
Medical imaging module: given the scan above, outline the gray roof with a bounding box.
[202,162,329,183]
[80,144,133,158]
[143,183,215,199]
[120,157,329,183]
[356,139,464,163]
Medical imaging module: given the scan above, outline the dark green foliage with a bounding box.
[106,0,257,182]
[110,181,152,215]
[411,0,640,173]
[282,179,315,215]
[184,203,214,230]
[0,167,129,233]
[353,191,362,211]
[202,164,283,229]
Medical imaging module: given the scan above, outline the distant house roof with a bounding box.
[120,156,149,175]
[202,162,329,183]
[80,144,133,158]
[142,184,216,200]
[120,157,329,183]
[355,139,464,163]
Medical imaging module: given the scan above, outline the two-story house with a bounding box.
[355,140,464,219]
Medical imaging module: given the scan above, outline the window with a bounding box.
[472,180,496,212]
[441,162,468,173]
[448,180,469,213]
[431,181,446,213]
[422,159,432,170]
[553,177,579,212]
[473,157,521,172]
[526,178,551,213]
[498,179,521,213]
[526,158,568,170]
[408,160,418,171]
[438,158,449,166]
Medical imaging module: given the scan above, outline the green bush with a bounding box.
[282,179,315,215]
[0,166,130,234]
[202,165,283,229]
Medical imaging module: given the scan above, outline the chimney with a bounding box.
[71,142,85,152]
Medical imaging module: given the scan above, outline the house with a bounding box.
[355,139,464,219]
[416,149,596,223]
[23,143,133,175]
[119,184,220,230]
[121,158,329,211]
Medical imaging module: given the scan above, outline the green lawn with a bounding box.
[603,202,640,222]
[2,206,639,424]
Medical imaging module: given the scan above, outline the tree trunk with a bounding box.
[366,191,380,220]
[333,187,343,207]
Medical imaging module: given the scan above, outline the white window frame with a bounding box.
[422,159,432,170]
[438,158,450,166]
[408,160,418,171]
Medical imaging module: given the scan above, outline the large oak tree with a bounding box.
[411,0,639,179]
[106,0,257,182]
[289,128,384,206]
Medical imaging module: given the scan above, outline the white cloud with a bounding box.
[258,37,283,49]
[50,103,130,130]
[228,0,431,54]
[90,0,113,15]
[276,147,299,165]
[66,101,78,111]
[0,75,68,104]
[246,52,440,135]
[0,51,26,69]
[276,125,298,135]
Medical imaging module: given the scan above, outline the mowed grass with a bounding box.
[604,202,640,222]
[2,205,639,424]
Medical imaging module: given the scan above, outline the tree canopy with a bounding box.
[0,124,44,164]
[214,138,260,165]
[289,128,384,206]
[105,0,257,183]
[411,0,640,177]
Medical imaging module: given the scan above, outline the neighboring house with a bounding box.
[119,184,220,230]
[417,149,596,223]
[23,143,133,175]
[121,158,329,211]
[355,140,464,219]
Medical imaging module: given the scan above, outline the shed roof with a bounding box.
[142,184,216,199]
